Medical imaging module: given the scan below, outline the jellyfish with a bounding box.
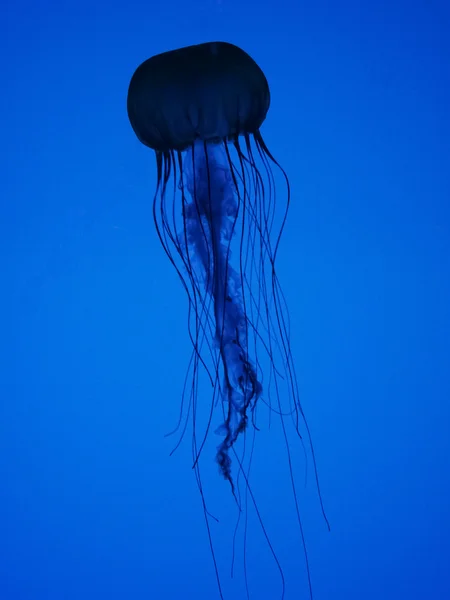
[127,41,328,599]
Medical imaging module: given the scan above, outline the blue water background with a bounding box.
[3,1,450,598]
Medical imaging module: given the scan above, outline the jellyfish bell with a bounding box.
[127,41,328,600]
[127,41,270,151]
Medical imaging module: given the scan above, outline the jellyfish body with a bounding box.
[127,42,327,599]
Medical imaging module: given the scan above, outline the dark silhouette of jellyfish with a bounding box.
[127,41,328,600]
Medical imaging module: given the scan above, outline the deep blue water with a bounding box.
[3,1,450,599]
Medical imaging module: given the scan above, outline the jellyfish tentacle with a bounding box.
[183,141,262,488]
